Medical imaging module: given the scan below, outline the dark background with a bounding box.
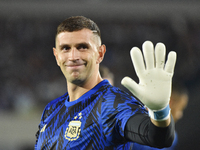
[0,1,200,150]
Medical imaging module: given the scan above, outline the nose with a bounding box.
[69,48,80,61]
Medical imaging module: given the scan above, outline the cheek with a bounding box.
[93,52,101,64]
[96,58,101,64]
[57,54,67,65]
[86,55,99,72]
[85,51,98,64]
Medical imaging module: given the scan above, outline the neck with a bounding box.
[67,74,103,102]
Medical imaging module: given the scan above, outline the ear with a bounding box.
[53,47,60,66]
[97,44,106,64]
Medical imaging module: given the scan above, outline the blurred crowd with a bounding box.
[0,18,67,112]
[0,9,200,150]
[0,16,200,114]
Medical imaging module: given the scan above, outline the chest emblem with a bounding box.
[65,113,82,141]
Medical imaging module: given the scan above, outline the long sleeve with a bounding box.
[124,113,175,148]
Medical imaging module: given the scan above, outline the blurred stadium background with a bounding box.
[0,0,200,150]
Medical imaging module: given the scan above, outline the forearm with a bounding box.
[151,116,171,127]
[124,114,175,148]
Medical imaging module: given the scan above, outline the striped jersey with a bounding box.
[35,80,147,150]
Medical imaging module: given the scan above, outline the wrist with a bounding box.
[148,104,171,121]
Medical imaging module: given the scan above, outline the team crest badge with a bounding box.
[65,113,82,141]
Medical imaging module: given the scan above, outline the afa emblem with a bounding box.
[65,113,82,141]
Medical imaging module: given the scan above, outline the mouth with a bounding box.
[68,64,84,69]
[65,61,86,69]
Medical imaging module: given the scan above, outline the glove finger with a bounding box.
[165,51,177,73]
[130,47,145,76]
[155,43,166,69]
[142,41,155,70]
[121,76,140,97]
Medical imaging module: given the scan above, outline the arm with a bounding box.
[125,114,175,148]
[121,41,176,146]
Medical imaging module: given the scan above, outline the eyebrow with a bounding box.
[59,42,91,49]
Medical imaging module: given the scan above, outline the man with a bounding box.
[132,81,189,150]
[35,16,176,150]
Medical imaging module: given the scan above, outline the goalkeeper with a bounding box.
[35,16,176,150]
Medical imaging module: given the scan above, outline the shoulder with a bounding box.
[103,84,137,102]
[100,80,129,96]
[41,92,68,121]
[100,83,144,109]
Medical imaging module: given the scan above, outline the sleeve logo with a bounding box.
[40,124,47,133]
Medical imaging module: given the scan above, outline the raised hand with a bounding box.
[121,41,176,112]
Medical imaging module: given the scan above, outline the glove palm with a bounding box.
[121,41,177,110]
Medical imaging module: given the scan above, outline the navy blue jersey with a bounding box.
[35,80,147,150]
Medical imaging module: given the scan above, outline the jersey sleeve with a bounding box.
[125,114,175,148]
[35,103,50,150]
[101,88,148,144]
[113,92,148,138]
[35,93,67,150]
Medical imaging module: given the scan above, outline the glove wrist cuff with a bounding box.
[148,104,171,121]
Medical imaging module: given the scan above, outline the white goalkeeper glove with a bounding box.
[121,41,177,121]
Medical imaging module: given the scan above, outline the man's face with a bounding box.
[53,29,104,85]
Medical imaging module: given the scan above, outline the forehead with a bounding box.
[56,29,96,44]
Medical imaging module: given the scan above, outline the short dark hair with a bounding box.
[56,16,101,39]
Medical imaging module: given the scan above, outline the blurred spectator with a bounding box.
[99,65,114,85]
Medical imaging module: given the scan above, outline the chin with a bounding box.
[71,78,84,85]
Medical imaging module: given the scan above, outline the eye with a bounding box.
[62,46,70,51]
[77,44,89,50]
